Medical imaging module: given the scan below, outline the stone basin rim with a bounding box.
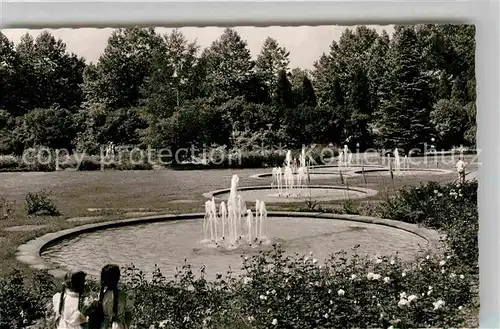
[203,185,379,200]
[16,211,440,279]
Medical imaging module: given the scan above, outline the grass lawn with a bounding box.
[0,155,477,278]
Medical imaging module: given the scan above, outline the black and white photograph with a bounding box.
[0,23,478,328]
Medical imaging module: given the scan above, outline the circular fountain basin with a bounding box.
[204,185,378,203]
[35,213,436,280]
[353,168,454,176]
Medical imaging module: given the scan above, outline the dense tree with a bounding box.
[237,102,277,133]
[417,24,476,106]
[217,97,276,135]
[300,75,317,107]
[164,29,200,98]
[1,31,84,116]
[20,106,77,150]
[376,26,433,150]
[430,99,469,149]
[239,75,270,104]
[366,30,390,113]
[102,107,147,146]
[0,25,477,158]
[84,27,164,109]
[334,27,379,90]
[11,34,38,115]
[283,104,341,147]
[312,49,337,107]
[345,65,372,148]
[141,30,200,118]
[464,102,476,146]
[311,45,351,145]
[288,68,308,106]
[200,28,255,103]
[289,68,309,91]
[0,110,14,153]
[274,69,294,110]
[72,102,107,153]
[144,100,231,159]
[32,32,86,111]
[436,71,452,100]
[312,27,381,147]
[255,37,290,93]
[0,32,18,114]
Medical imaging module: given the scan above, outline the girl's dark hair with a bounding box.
[58,271,86,316]
[58,284,66,316]
[98,264,121,320]
[67,270,86,293]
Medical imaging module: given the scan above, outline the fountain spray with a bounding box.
[203,174,268,248]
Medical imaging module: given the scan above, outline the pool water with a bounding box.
[41,216,429,280]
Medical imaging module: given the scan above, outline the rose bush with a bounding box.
[379,180,478,274]
[0,270,55,329]
[119,246,473,329]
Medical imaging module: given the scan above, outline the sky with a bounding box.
[1,25,394,70]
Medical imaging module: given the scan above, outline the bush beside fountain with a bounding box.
[122,246,473,329]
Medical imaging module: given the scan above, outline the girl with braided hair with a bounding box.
[94,264,135,329]
[51,270,88,329]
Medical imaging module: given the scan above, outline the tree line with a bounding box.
[0,25,476,159]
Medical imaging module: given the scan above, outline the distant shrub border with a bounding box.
[0,143,481,172]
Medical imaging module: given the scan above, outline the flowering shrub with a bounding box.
[118,246,473,329]
[0,248,476,329]
[379,181,477,229]
[379,180,478,274]
[0,270,55,329]
[122,264,240,329]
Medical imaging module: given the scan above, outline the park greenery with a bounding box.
[0,25,476,169]
[0,180,478,328]
[0,24,478,328]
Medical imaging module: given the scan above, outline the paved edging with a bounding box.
[202,185,379,201]
[16,211,440,278]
